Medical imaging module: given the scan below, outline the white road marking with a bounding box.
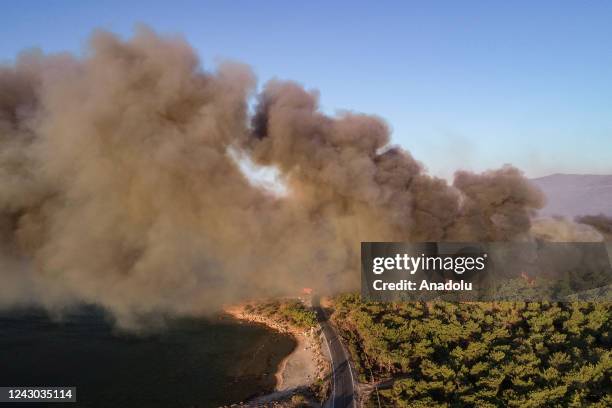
[320,323,336,408]
[340,341,357,408]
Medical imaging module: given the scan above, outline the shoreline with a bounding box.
[224,301,329,401]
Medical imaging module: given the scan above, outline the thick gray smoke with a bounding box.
[575,214,612,240]
[1,28,549,327]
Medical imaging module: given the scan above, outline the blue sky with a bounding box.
[2,1,611,178]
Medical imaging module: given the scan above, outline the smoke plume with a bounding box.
[0,28,551,327]
[576,214,612,240]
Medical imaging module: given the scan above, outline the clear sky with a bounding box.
[1,1,611,179]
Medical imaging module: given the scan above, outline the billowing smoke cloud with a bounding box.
[531,217,604,242]
[1,28,551,327]
[576,214,612,240]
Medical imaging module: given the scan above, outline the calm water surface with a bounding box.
[0,307,295,407]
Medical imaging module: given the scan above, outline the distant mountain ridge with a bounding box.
[530,174,612,218]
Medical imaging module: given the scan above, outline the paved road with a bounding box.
[313,296,356,408]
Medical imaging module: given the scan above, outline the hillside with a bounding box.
[531,174,612,218]
[333,295,611,407]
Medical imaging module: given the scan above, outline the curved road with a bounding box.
[313,297,356,408]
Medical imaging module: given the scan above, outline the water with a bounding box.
[0,307,296,407]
